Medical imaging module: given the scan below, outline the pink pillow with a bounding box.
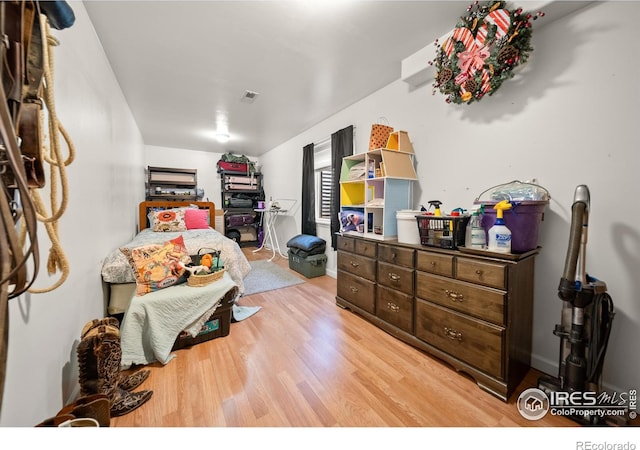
[184,208,210,229]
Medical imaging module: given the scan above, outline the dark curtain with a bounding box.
[330,125,354,250]
[301,143,316,236]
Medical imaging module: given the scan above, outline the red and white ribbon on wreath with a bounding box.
[476,8,511,44]
[441,8,511,97]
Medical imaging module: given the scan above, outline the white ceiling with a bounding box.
[83,1,587,157]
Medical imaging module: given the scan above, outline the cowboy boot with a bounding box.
[35,413,75,427]
[81,317,120,338]
[56,417,100,427]
[36,394,110,427]
[81,317,151,392]
[77,324,152,417]
[118,368,150,391]
[55,393,111,427]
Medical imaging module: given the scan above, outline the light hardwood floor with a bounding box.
[112,246,577,428]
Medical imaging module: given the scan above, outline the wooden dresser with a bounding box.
[335,234,538,401]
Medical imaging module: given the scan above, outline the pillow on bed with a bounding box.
[184,208,210,229]
[120,235,191,296]
[146,205,198,230]
[151,209,187,232]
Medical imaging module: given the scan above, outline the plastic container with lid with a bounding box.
[474,180,550,253]
[397,209,423,245]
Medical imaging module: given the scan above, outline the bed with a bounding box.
[101,201,251,316]
[100,201,252,367]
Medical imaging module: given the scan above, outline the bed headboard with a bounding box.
[139,201,216,231]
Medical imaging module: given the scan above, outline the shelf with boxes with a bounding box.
[339,130,417,240]
[220,170,265,247]
[146,166,201,201]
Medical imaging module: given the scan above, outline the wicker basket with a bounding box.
[187,267,226,287]
[190,248,220,266]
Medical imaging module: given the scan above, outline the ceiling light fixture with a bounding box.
[215,132,230,143]
[215,110,230,143]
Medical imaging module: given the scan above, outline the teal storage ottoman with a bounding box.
[288,250,327,278]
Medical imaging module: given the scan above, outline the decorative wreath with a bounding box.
[431,1,544,105]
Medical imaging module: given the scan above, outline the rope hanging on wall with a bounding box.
[21,15,75,293]
[0,0,44,416]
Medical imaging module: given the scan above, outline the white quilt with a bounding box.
[120,272,238,368]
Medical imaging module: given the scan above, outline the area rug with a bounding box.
[242,260,305,296]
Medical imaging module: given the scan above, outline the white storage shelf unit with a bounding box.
[340,143,417,240]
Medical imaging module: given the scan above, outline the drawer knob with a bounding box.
[387,302,400,313]
[388,272,400,282]
[475,269,482,275]
[444,327,463,341]
[350,261,360,268]
[391,253,397,260]
[350,286,359,293]
[444,289,464,302]
[430,261,436,266]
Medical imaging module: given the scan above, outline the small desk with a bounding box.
[253,208,288,261]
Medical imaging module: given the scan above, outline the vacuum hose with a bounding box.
[558,186,589,302]
[587,292,615,384]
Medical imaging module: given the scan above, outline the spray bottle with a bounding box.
[488,200,512,253]
[466,205,487,249]
[427,201,443,244]
[428,200,443,216]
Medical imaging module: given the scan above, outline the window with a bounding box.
[314,140,332,222]
[317,168,332,220]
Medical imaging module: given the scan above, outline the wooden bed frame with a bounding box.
[139,201,216,231]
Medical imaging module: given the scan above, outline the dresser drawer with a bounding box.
[355,239,377,258]
[377,261,414,296]
[337,235,355,253]
[415,300,504,379]
[415,272,505,326]
[337,270,376,314]
[456,257,506,290]
[376,286,413,333]
[416,251,454,277]
[337,251,376,282]
[378,244,414,268]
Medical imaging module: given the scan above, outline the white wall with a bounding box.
[261,2,639,394]
[0,2,145,426]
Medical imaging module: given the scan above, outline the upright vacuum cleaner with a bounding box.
[538,185,616,425]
